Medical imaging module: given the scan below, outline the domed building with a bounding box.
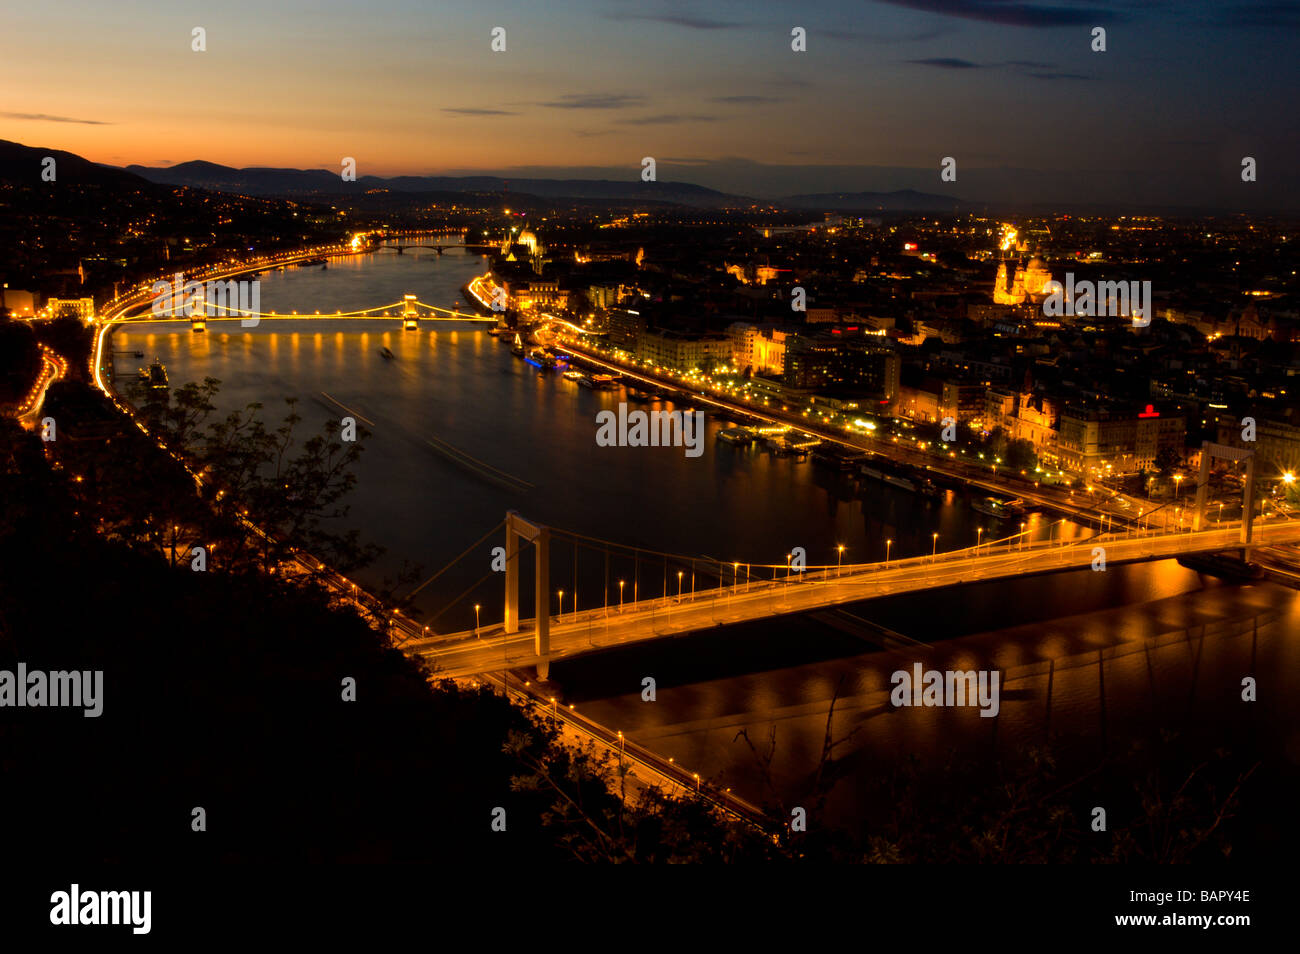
[1023,257,1054,302]
[992,252,1053,306]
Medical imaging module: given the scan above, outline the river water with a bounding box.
[115,250,1300,827]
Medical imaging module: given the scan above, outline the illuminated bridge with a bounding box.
[404,480,1300,681]
[375,242,498,254]
[114,294,496,328]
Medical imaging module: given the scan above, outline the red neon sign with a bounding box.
[1138,404,1160,418]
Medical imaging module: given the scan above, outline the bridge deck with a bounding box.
[409,521,1300,677]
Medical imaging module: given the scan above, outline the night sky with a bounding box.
[3,0,1297,208]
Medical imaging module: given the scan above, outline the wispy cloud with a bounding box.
[709,94,781,104]
[905,57,1093,80]
[537,93,646,109]
[441,107,519,116]
[907,57,981,69]
[614,113,719,125]
[1211,2,1300,27]
[1,111,110,125]
[606,12,745,29]
[876,0,1126,27]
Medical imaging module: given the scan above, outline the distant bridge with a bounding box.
[370,230,499,255]
[375,243,498,255]
[115,294,495,328]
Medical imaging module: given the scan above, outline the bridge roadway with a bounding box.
[408,519,1300,678]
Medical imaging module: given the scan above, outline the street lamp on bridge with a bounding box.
[837,544,845,577]
[932,533,939,561]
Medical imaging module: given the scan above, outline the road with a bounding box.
[542,334,1201,533]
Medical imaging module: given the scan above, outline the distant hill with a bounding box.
[122,161,748,207]
[780,189,963,212]
[0,139,151,189]
[3,141,969,213]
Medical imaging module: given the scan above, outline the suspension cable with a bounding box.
[405,518,506,600]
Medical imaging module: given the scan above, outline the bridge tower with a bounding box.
[503,511,551,680]
[401,294,419,330]
[1191,440,1257,549]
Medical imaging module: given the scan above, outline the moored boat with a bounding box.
[971,496,1026,519]
[138,358,169,390]
[717,426,754,445]
[813,444,868,471]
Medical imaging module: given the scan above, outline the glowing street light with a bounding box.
[836,544,845,577]
[618,579,625,612]
[474,603,481,637]
[931,532,939,560]
[885,538,893,565]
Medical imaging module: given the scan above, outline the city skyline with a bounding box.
[3,0,1298,907]
[4,0,1298,208]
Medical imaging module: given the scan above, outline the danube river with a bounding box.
[115,250,1300,831]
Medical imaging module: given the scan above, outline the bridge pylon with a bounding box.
[401,294,419,330]
[1192,440,1256,549]
[503,511,551,680]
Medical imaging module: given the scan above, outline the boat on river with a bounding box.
[138,358,169,390]
[971,496,1027,520]
[717,426,754,445]
[812,444,868,471]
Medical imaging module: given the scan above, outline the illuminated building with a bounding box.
[44,297,97,321]
[2,288,38,317]
[727,322,788,376]
[991,225,1054,305]
[635,329,732,372]
[1056,403,1185,472]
